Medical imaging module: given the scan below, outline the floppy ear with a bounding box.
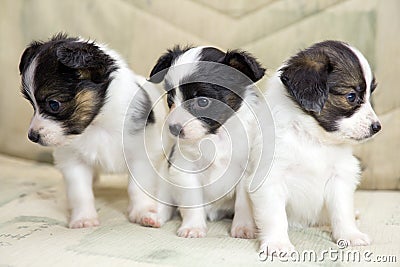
[19,41,43,74]
[56,41,115,83]
[221,50,265,82]
[280,51,332,113]
[149,45,192,83]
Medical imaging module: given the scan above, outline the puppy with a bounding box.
[149,46,265,238]
[250,40,381,254]
[19,33,166,228]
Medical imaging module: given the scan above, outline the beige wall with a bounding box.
[0,0,398,189]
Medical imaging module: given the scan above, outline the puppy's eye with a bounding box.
[346,93,357,103]
[48,100,61,113]
[196,97,210,108]
[167,94,174,108]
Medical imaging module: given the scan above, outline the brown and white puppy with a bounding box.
[19,33,166,228]
[250,40,381,255]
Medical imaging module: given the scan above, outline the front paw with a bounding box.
[260,239,295,256]
[69,217,100,229]
[128,208,162,228]
[231,225,256,239]
[177,227,207,238]
[335,231,371,247]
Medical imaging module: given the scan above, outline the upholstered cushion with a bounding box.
[1,155,399,266]
[0,0,398,189]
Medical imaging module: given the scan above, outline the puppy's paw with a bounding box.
[177,227,207,238]
[128,208,162,228]
[260,240,295,256]
[231,225,256,239]
[139,212,162,228]
[336,231,371,247]
[69,217,100,229]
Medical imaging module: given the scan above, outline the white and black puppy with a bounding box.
[251,40,381,254]
[19,33,166,228]
[149,46,265,238]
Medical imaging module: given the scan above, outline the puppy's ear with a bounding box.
[149,45,192,83]
[19,41,43,74]
[56,41,115,82]
[221,50,265,82]
[280,51,332,113]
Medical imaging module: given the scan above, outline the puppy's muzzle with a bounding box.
[169,123,184,137]
[28,130,40,143]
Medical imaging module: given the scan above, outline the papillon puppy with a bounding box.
[250,40,381,254]
[19,33,167,228]
[149,46,265,238]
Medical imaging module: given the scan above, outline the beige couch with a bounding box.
[1,0,399,189]
[0,1,399,266]
[1,155,399,266]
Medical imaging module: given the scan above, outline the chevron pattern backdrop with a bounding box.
[0,0,399,189]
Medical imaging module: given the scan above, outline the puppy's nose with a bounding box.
[169,124,183,137]
[28,130,40,143]
[370,121,382,134]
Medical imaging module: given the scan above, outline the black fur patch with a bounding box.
[179,49,264,134]
[164,82,176,108]
[198,47,225,62]
[148,45,193,83]
[132,83,155,127]
[280,40,373,132]
[280,52,331,113]
[19,33,117,135]
[220,50,266,82]
[178,81,243,134]
[153,46,265,135]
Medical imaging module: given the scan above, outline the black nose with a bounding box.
[28,130,40,143]
[371,121,382,134]
[169,124,183,137]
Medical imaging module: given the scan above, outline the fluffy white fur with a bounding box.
[250,45,380,255]
[26,42,168,228]
[155,47,262,238]
[161,89,260,238]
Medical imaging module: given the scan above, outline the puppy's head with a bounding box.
[279,40,381,142]
[19,33,117,146]
[149,46,265,140]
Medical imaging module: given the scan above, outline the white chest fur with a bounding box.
[262,79,361,227]
[168,91,260,213]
